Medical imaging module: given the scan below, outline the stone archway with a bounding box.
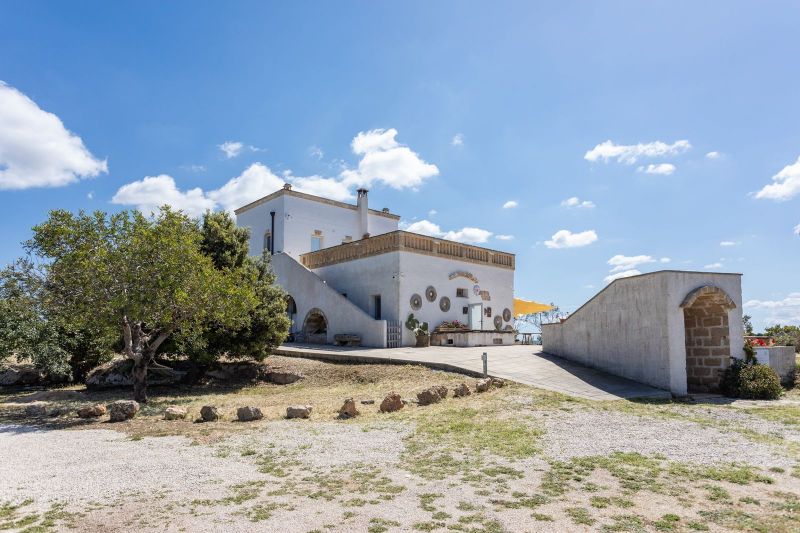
[302,308,328,344]
[680,286,737,393]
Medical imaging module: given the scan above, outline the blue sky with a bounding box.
[1,1,799,329]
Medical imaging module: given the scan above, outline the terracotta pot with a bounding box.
[415,334,430,347]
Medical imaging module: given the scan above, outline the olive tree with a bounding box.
[27,207,258,402]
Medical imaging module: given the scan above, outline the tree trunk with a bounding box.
[132,358,149,403]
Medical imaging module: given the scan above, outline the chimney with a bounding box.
[357,188,369,239]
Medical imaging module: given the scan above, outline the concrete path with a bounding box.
[274,343,672,401]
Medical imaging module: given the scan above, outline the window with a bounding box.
[372,295,382,320]
[311,235,322,252]
[456,288,468,298]
[263,231,272,254]
[484,306,492,318]
[462,306,469,315]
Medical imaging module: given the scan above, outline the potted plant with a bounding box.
[405,313,430,347]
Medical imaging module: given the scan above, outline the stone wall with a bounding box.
[683,290,732,392]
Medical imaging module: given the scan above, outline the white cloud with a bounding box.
[795,223,800,236]
[607,254,655,273]
[402,219,493,244]
[544,229,598,249]
[755,156,800,201]
[502,200,518,209]
[561,196,595,209]
[289,174,354,202]
[495,234,514,241]
[428,209,437,217]
[207,163,285,211]
[117,128,437,215]
[181,164,206,173]
[451,133,464,146]
[308,145,324,160]
[704,262,723,269]
[660,257,671,263]
[720,241,740,247]
[403,220,443,236]
[706,151,721,159]
[0,81,107,190]
[112,175,215,217]
[604,269,641,284]
[219,141,244,159]
[584,139,691,165]
[87,191,94,200]
[744,293,800,326]
[341,128,438,190]
[638,163,676,175]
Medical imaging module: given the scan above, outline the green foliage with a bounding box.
[742,314,754,336]
[200,210,250,270]
[763,324,800,352]
[405,313,429,336]
[168,211,289,363]
[24,207,259,399]
[0,260,112,381]
[721,359,783,400]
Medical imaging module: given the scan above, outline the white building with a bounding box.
[236,184,516,348]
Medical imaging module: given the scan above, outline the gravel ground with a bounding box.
[0,424,261,509]
[540,408,796,469]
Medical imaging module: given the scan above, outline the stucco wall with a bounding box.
[542,271,743,395]
[272,253,387,347]
[236,191,399,260]
[312,252,401,322]
[397,253,515,346]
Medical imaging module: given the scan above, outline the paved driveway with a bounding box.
[275,343,671,401]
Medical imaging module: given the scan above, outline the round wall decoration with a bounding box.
[410,293,422,310]
[502,308,511,322]
[504,325,513,331]
[493,315,503,330]
[425,286,437,302]
[439,296,451,312]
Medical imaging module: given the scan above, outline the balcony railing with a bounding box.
[300,230,515,270]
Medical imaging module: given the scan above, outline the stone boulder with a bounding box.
[475,378,492,393]
[200,405,220,422]
[0,364,43,386]
[338,398,359,419]
[108,400,140,422]
[379,392,404,413]
[77,404,107,418]
[433,385,448,399]
[163,406,187,421]
[237,406,264,422]
[360,399,375,405]
[86,358,185,390]
[25,403,47,417]
[266,371,304,385]
[452,383,472,398]
[490,378,506,388]
[286,405,312,419]
[416,388,442,406]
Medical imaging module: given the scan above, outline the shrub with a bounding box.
[721,359,783,400]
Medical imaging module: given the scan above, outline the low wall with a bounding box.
[542,270,743,395]
[754,346,797,385]
[430,330,515,347]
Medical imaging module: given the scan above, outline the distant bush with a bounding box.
[721,359,783,400]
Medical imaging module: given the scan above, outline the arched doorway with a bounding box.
[302,308,328,344]
[680,286,737,393]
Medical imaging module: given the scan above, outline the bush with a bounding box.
[721,359,783,400]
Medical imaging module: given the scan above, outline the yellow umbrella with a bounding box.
[513,297,553,316]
